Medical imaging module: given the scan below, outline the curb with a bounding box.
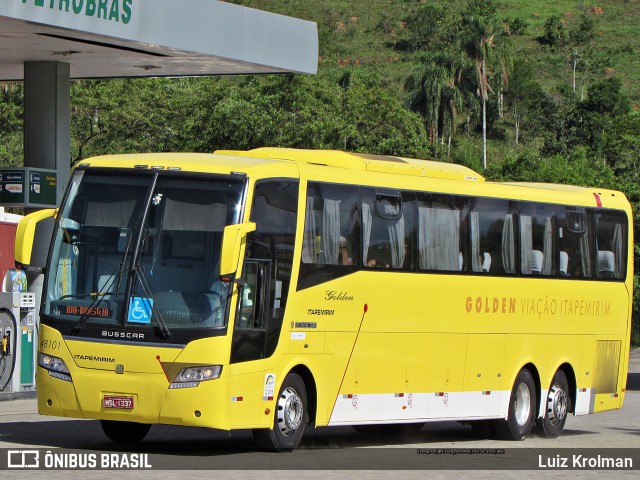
[0,391,37,402]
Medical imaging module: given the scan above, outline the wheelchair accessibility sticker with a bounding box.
[128,297,153,324]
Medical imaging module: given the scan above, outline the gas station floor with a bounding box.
[0,390,36,402]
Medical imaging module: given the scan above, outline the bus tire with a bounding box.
[495,368,536,440]
[536,370,570,438]
[253,373,308,451]
[100,420,151,443]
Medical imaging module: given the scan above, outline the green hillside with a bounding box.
[233,0,640,104]
[1,0,639,342]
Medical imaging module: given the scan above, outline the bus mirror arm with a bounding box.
[218,275,245,288]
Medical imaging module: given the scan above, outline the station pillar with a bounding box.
[24,61,71,207]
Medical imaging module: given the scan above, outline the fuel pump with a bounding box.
[0,305,17,392]
[0,291,36,393]
[19,292,36,387]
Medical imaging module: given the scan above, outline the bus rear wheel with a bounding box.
[253,373,308,451]
[100,420,151,443]
[536,370,570,438]
[495,368,536,440]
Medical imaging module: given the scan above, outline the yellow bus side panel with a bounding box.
[286,268,630,426]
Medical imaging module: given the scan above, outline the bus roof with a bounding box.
[77,149,629,211]
[76,151,289,175]
[215,147,484,182]
[501,181,628,203]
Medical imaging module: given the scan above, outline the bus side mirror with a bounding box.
[15,209,57,272]
[219,222,257,279]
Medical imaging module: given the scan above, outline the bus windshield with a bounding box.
[44,169,245,342]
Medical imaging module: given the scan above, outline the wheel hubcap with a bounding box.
[277,387,304,436]
[547,383,568,425]
[514,383,531,426]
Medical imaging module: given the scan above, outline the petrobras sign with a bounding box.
[18,0,134,25]
[3,0,140,33]
[1,0,320,75]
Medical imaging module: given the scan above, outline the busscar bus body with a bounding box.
[19,148,633,450]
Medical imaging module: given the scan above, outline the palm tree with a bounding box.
[461,0,505,170]
[406,53,450,146]
[442,82,465,159]
[406,51,468,156]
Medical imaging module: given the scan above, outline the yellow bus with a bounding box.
[19,147,633,450]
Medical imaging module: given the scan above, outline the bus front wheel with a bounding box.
[100,420,151,443]
[253,373,308,451]
[495,368,536,440]
[536,370,570,438]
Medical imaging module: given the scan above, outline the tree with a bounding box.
[406,51,467,157]
[403,3,469,157]
[441,71,466,158]
[406,53,452,145]
[338,72,429,157]
[0,82,23,167]
[461,0,505,170]
[539,15,566,48]
[568,13,595,96]
[577,77,631,155]
[401,4,449,52]
[170,72,429,158]
[505,60,550,145]
[505,17,528,36]
[581,77,630,117]
[541,77,630,157]
[70,78,201,161]
[602,112,640,177]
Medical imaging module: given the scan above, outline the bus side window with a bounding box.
[594,210,627,280]
[302,183,360,267]
[520,203,559,276]
[362,189,406,269]
[416,193,463,272]
[560,207,593,278]
[298,182,360,290]
[468,198,512,275]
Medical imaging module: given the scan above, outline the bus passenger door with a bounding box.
[231,259,270,363]
[228,259,270,427]
[227,180,298,428]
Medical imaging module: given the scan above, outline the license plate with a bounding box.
[103,395,134,409]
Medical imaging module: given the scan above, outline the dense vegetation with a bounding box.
[1,0,639,342]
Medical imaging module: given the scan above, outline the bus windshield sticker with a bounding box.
[128,297,153,324]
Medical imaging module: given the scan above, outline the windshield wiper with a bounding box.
[132,266,170,340]
[70,224,135,335]
[71,262,123,335]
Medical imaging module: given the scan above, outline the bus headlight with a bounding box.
[38,352,72,382]
[170,365,222,389]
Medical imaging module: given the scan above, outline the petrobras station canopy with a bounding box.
[0,1,317,209]
[0,0,319,80]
